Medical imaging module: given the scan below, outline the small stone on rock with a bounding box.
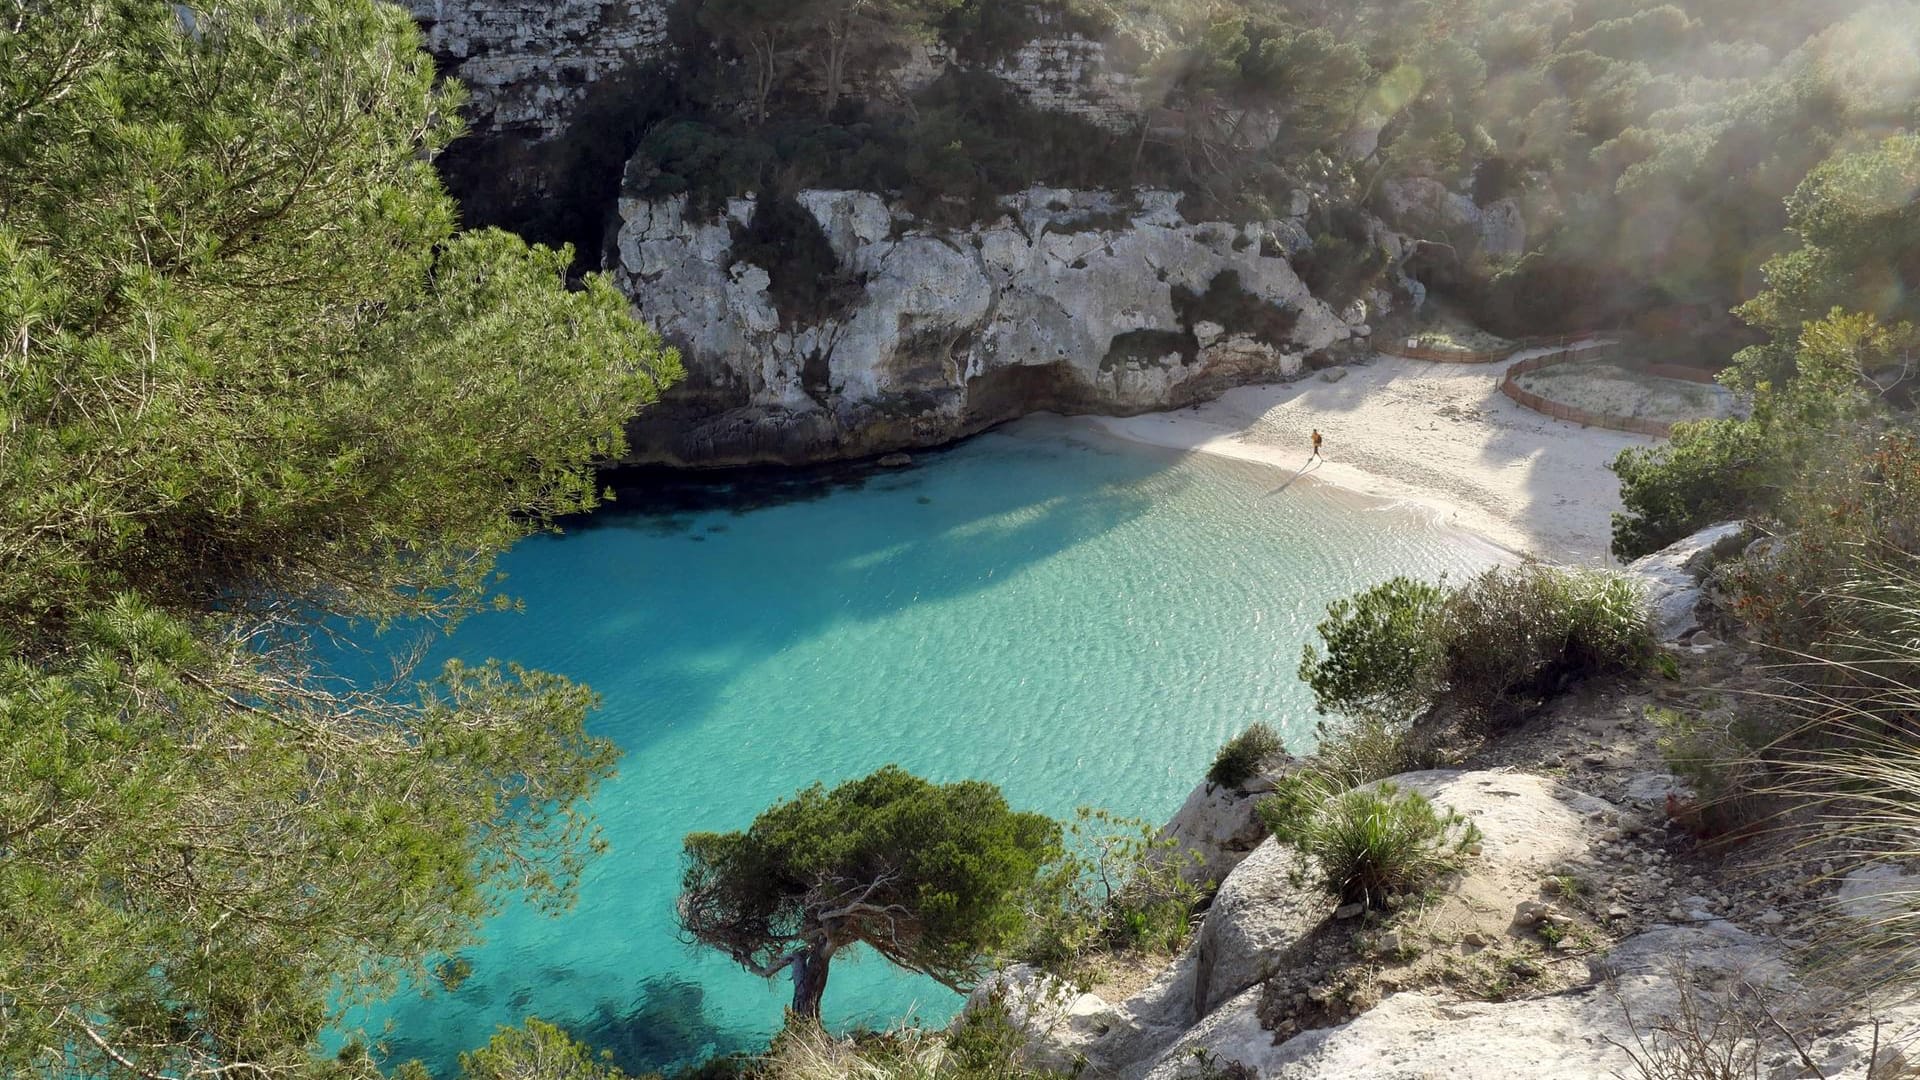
[1514,900,1553,927]
[877,452,913,467]
[1334,901,1365,920]
[1321,367,1349,383]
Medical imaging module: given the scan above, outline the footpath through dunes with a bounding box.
[1089,345,1655,566]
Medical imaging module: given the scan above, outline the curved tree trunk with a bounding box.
[790,941,835,1018]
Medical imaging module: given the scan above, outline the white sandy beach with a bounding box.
[1086,348,1657,566]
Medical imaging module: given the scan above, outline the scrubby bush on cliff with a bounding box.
[1300,565,1652,731]
[1019,808,1204,984]
[1253,713,1441,863]
[1207,722,1287,788]
[1610,136,1920,561]
[0,2,680,1075]
[1299,577,1450,725]
[678,766,1060,1018]
[1265,783,1480,910]
[1442,563,1652,725]
[1610,308,1895,561]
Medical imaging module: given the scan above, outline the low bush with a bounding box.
[1721,431,1920,648]
[1298,576,1450,724]
[1442,563,1653,724]
[1019,808,1204,985]
[1265,783,1480,909]
[1610,416,1784,561]
[1206,722,1286,789]
[1256,712,1438,843]
[1301,564,1653,731]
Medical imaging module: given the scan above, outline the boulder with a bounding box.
[1833,864,1920,922]
[972,953,1210,1080]
[1190,839,1326,1018]
[1190,771,1614,1021]
[1623,521,1749,641]
[1157,772,1284,890]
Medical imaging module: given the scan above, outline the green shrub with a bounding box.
[1256,712,1435,843]
[1441,563,1653,725]
[1302,565,1652,730]
[1266,783,1480,909]
[1298,576,1450,724]
[1721,431,1920,648]
[1207,722,1287,789]
[1019,808,1204,984]
[1610,416,1783,561]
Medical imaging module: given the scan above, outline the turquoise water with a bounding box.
[349,416,1498,1075]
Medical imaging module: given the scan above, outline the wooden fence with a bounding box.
[1499,343,1700,438]
[1375,329,1603,365]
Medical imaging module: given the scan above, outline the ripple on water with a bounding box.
[341,416,1498,1075]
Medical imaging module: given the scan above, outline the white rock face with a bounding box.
[1142,921,1812,1080]
[1623,520,1749,641]
[1380,177,1529,259]
[413,6,1147,140]
[1157,772,1286,891]
[408,0,672,135]
[614,187,1359,465]
[990,37,1145,132]
[1190,839,1324,1018]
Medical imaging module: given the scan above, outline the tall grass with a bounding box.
[1263,782,1480,909]
[1206,722,1286,789]
[1749,556,1920,999]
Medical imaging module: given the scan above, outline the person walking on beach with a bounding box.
[1310,429,1323,459]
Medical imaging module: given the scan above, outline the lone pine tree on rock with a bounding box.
[677,765,1060,1018]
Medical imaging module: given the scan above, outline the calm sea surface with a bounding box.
[345,416,1499,1074]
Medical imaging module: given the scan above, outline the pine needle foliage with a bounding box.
[0,2,680,1076]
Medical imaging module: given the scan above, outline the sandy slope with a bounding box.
[1085,347,1654,566]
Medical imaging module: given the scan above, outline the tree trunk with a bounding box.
[823,27,847,118]
[790,941,834,1019]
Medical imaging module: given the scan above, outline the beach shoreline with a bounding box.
[1081,348,1656,566]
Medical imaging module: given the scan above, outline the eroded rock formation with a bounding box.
[613,186,1397,466]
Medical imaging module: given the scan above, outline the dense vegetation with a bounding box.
[0,1,679,1077]
[1300,564,1653,730]
[1611,133,1920,559]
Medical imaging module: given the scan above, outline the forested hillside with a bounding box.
[443,0,1919,342]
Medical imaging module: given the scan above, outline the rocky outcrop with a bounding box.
[1189,839,1322,1019]
[1623,520,1749,641]
[979,764,1920,1080]
[1157,772,1286,892]
[410,4,1145,140]
[1144,923,1773,1080]
[978,770,1624,1078]
[614,186,1380,466]
[408,0,672,136]
[1380,177,1528,260]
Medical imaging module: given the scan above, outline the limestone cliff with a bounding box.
[613,186,1405,467]
[406,0,672,136]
